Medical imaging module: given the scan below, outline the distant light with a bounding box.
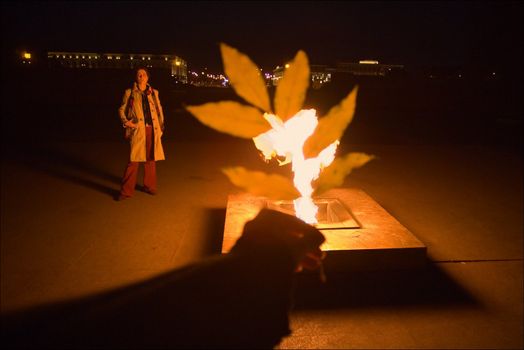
[130,57,133,60]
[148,57,151,60]
[492,72,496,75]
[458,74,462,78]
[165,57,168,61]
[23,52,31,59]
[285,64,290,69]
[359,60,379,64]
[175,61,181,66]
[142,57,145,60]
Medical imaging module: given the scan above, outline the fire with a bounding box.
[253,109,339,224]
[186,44,374,224]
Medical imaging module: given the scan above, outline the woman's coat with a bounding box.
[118,83,165,162]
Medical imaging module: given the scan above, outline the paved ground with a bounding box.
[1,139,522,348]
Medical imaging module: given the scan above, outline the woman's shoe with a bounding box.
[144,188,157,195]
[117,194,130,201]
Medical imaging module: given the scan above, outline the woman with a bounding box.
[117,67,165,200]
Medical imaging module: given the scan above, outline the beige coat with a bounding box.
[118,83,165,162]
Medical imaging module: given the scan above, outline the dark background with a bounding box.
[1,1,522,152]
[2,1,523,70]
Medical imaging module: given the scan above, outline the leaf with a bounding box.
[313,152,375,196]
[186,101,270,138]
[220,43,271,113]
[303,86,359,159]
[274,50,310,121]
[222,167,300,200]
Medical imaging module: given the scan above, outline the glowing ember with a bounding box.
[253,109,339,224]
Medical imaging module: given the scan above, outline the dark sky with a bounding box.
[2,1,522,71]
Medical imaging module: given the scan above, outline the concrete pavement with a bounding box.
[1,139,522,348]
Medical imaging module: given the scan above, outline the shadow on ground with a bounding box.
[293,264,477,311]
[200,208,227,255]
[0,194,485,349]
[199,209,477,312]
[3,143,121,198]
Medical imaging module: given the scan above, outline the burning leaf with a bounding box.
[275,51,310,121]
[185,44,375,225]
[220,43,271,113]
[222,167,300,200]
[186,101,270,139]
[303,86,359,159]
[313,152,375,196]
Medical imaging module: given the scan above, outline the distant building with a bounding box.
[272,64,332,89]
[47,51,188,83]
[336,60,404,77]
[19,51,33,65]
[272,60,404,88]
[310,65,333,89]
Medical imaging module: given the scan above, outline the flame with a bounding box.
[253,109,339,224]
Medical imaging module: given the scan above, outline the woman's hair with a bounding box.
[135,67,150,79]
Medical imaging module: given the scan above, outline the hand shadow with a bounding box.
[293,261,478,311]
[1,210,325,349]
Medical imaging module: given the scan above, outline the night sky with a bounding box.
[2,1,522,71]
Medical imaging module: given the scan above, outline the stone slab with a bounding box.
[223,188,427,271]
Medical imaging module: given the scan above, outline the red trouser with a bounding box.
[120,125,156,197]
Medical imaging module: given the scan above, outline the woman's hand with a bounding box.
[124,120,137,129]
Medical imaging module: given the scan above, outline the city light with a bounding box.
[23,52,31,59]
